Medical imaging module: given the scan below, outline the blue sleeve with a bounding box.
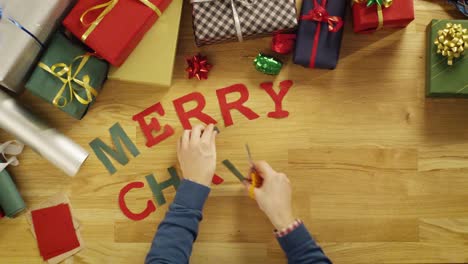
[277,224,332,264]
[145,180,210,264]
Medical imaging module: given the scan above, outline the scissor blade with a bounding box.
[245,144,253,165]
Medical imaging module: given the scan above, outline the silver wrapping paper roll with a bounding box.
[0,90,89,176]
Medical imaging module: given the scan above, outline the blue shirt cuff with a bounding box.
[277,224,316,252]
[173,180,211,211]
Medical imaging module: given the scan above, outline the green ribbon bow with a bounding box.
[366,0,392,8]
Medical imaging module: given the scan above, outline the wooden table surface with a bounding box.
[1,1,468,263]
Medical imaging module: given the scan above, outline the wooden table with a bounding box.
[1,1,468,263]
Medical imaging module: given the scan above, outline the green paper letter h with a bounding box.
[145,167,181,206]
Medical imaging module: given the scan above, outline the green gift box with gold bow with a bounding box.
[25,32,109,119]
[426,19,468,98]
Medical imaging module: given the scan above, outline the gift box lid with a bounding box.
[107,0,182,87]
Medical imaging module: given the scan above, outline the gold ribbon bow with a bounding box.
[353,0,393,30]
[434,23,468,66]
[80,0,162,42]
[38,55,99,108]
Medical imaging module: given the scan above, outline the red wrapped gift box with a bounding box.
[63,0,172,66]
[352,0,414,33]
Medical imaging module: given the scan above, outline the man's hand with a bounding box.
[245,161,295,230]
[177,124,218,187]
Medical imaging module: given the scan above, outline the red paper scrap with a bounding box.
[212,174,224,185]
[31,204,80,260]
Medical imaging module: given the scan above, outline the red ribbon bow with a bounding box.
[185,54,212,80]
[271,33,297,54]
[301,0,343,33]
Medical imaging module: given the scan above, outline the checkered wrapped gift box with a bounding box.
[191,0,298,46]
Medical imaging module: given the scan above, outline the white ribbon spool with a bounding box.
[0,140,24,172]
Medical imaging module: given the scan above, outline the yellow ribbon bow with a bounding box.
[80,0,162,42]
[38,55,99,108]
[353,0,393,30]
[434,23,468,66]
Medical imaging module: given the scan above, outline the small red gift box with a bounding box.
[63,0,172,66]
[352,0,414,33]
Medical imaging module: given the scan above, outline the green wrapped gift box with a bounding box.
[26,32,109,119]
[426,19,468,98]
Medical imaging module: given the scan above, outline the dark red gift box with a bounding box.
[352,0,414,33]
[63,0,172,66]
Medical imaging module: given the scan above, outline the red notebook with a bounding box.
[31,204,80,260]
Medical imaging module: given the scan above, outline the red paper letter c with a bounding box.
[118,181,156,221]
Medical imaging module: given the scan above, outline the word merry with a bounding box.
[89,80,293,175]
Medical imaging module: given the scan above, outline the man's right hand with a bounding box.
[245,161,295,231]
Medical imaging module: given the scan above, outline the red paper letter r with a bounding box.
[216,84,260,127]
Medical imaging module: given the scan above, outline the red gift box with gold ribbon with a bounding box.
[352,0,414,33]
[63,0,172,66]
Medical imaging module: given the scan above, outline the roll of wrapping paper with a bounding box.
[0,169,26,217]
[0,90,89,176]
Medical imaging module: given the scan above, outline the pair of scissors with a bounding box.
[245,144,262,199]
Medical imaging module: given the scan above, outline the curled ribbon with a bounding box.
[272,33,296,54]
[0,7,43,47]
[0,141,24,173]
[434,23,468,66]
[38,54,99,108]
[80,0,162,42]
[301,1,344,33]
[191,0,256,42]
[353,0,393,31]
